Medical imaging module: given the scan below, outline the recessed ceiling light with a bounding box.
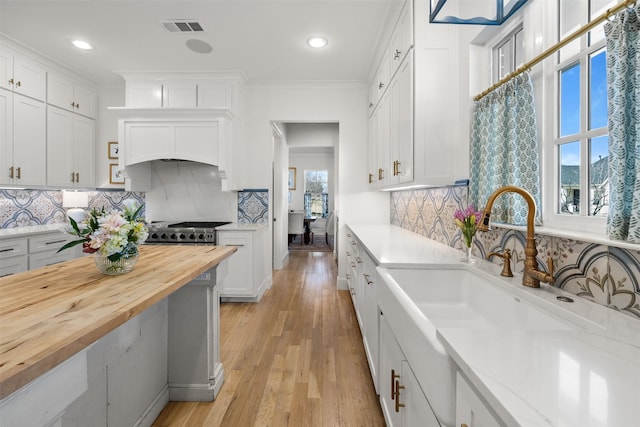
[307,37,328,49]
[71,40,93,50]
[186,39,213,54]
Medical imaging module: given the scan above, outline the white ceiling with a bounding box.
[0,0,398,84]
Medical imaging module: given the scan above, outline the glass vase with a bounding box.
[94,244,139,275]
[461,238,476,263]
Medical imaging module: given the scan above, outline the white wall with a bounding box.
[96,83,125,188]
[245,83,389,286]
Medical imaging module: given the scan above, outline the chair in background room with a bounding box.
[310,211,335,246]
[288,211,305,246]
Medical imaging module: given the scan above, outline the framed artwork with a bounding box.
[109,164,125,185]
[108,141,119,159]
[288,167,296,190]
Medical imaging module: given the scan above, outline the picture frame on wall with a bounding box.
[109,164,125,185]
[108,141,119,159]
[288,167,296,190]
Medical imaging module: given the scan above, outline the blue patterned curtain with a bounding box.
[469,72,541,225]
[605,5,640,243]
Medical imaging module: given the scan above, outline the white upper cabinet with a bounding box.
[0,89,46,186]
[125,77,235,110]
[389,1,413,78]
[0,48,46,101]
[47,72,97,119]
[47,106,95,188]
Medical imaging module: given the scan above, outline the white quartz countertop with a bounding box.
[215,222,268,231]
[348,223,640,427]
[0,224,68,239]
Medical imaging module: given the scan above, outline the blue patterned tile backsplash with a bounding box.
[391,185,640,320]
[0,189,145,228]
[237,189,269,224]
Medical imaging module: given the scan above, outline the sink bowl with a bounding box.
[376,266,580,427]
[389,268,578,331]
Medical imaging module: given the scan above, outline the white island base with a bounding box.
[0,265,226,427]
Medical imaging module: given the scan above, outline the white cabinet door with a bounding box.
[12,93,45,186]
[400,361,440,427]
[380,315,441,427]
[367,109,378,187]
[163,81,196,108]
[390,53,414,186]
[389,1,413,78]
[456,373,503,427]
[0,255,28,277]
[12,56,46,101]
[0,89,12,185]
[73,114,95,187]
[46,106,74,187]
[47,106,95,188]
[379,315,403,427]
[197,81,232,109]
[174,122,219,164]
[0,51,13,92]
[362,254,379,393]
[49,72,97,119]
[126,81,163,107]
[376,89,391,188]
[218,232,252,296]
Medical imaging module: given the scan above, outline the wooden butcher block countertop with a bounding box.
[0,244,236,399]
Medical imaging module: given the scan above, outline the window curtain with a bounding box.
[605,4,640,243]
[469,72,541,225]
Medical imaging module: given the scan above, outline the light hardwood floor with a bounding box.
[153,251,385,427]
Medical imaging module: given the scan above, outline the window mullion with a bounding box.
[580,55,590,216]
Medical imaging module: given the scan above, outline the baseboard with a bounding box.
[134,385,169,427]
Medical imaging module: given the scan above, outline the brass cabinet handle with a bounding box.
[75,172,80,182]
[378,82,384,90]
[363,273,373,285]
[75,103,80,109]
[368,173,373,184]
[391,369,399,399]
[461,424,469,427]
[9,166,14,179]
[15,81,21,87]
[355,257,362,264]
[15,167,20,179]
[71,102,76,108]
[8,78,14,85]
[394,380,405,413]
[70,172,76,183]
[394,49,402,59]
[378,168,384,180]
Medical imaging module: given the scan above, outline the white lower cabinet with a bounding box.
[456,373,503,427]
[0,231,79,277]
[218,225,271,302]
[0,237,28,277]
[380,315,440,427]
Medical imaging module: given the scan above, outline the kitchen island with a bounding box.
[0,244,236,426]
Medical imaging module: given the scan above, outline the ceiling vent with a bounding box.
[161,20,205,33]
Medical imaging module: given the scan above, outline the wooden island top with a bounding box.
[0,244,236,399]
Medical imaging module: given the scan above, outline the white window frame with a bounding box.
[492,24,524,84]
[542,0,608,234]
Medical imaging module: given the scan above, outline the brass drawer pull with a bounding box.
[394,379,405,413]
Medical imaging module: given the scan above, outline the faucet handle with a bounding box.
[488,249,514,277]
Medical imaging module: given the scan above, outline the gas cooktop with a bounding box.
[146,221,231,244]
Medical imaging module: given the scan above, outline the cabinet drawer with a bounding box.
[0,237,28,259]
[0,255,28,277]
[29,249,75,270]
[28,232,72,253]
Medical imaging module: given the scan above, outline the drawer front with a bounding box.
[29,232,73,254]
[0,238,28,259]
[0,255,28,277]
[29,249,75,270]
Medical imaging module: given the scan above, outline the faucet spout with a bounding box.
[478,186,554,288]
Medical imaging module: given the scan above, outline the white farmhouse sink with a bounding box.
[389,268,578,331]
[376,266,581,427]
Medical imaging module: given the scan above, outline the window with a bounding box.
[555,0,613,220]
[493,25,524,83]
[304,170,329,218]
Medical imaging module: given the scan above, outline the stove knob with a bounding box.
[170,234,177,240]
[151,233,158,239]
[160,233,167,239]
[198,233,205,240]
[179,234,186,239]
[189,233,196,240]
